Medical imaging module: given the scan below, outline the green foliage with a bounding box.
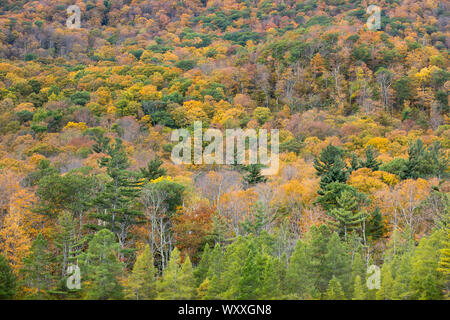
[21,234,53,299]
[157,248,196,300]
[140,156,166,181]
[125,245,157,300]
[314,144,349,191]
[80,229,124,300]
[0,255,16,299]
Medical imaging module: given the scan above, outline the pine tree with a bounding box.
[260,256,281,299]
[366,207,385,241]
[376,267,396,300]
[352,275,366,300]
[125,245,157,300]
[0,255,16,299]
[21,234,53,299]
[140,155,167,181]
[314,144,349,191]
[324,276,346,300]
[286,239,314,298]
[158,248,196,300]
[351,252,366,288]
[80,229,124,300]
[350,153,361,172]
[241,201,268,235]
[409,229,446,299]
[237,245,266,299]
[242,164,268,188]
[89,138,145,254]
[328,191,366,240]
[323,232,352,295]
[405,139,436,179]
[54,211,84,292]
[194,244,211,287]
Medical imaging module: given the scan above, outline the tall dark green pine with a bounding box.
[405,139,435,179]
[328,191,366,240]
[366,207,386,241]
[314,144,349,191]
[90,137,145,254]
[53,211,84,294]
[140,155,167,181]
[0,254,16,299]
[21,234,53,299]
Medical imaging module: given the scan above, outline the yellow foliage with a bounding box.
[63,122,88,131]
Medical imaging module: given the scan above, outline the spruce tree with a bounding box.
[80,229,124,300]
[0,255,16,299]
[125,245,157,300]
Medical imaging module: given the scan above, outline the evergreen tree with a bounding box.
[210,237,248,299]
[352,275,366,300]
[54,212,84,295]
[80,229,124,300]
[286,239,315,298]
[125,245,157,300]
[0,255,16,299]
[350,152,361,172]
[323,232,352,295]
[241,201,268,235]
[315,182,358,212]
[404,139,436,179]
[242,164,267,188]
[89,138,145,253]
[376,267,396,300]
[324,276,346,300]
[314,144,349,191]
[158,248,196,300]
[237,245,266,299]
[328,191,366,240]
[260,256,281,299]
[194,244,211,287]
[437,227,450,277]
[140,155,167,181]
[21,234,53,299]
[360,146,382,171]
[366,207,385,241]
[409,229,446,299]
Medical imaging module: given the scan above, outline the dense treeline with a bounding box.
[0,0,448,300]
